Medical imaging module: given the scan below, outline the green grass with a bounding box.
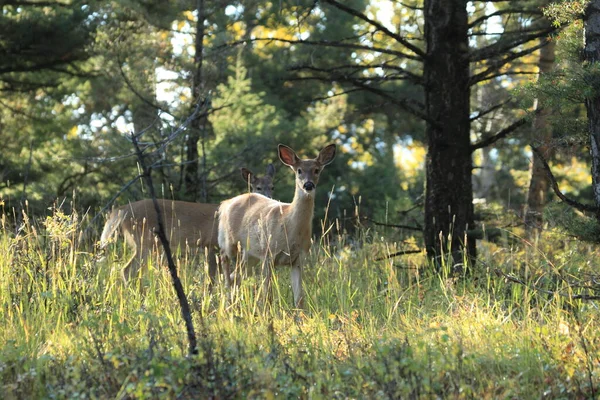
[1,208,599,399]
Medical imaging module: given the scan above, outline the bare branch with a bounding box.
[130,127,198,356]
[214,37,420,61]
[471,110,539,151]
[470,27,555,62]
[468,9,543,29]
[321,0,426,59]
[495,268,600,301]
[469,39,550,86]
[375,249,422,261]
[531,145,600,213]
[362,216,422,231]
[470,99,512,122]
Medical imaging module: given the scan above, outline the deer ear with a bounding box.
[278,144,299,167]
[266,163,276,177]
[241,168,253,183]
[317,144,336,166]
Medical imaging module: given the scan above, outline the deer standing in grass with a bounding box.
[100,164,275,282]
[218,144,336,308]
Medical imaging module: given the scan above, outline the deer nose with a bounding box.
[303,182,315,191]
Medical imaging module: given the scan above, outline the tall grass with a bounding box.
[1,205,599,398]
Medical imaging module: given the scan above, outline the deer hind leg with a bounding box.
[206,246,219,289]
[259,254,273,310]
[219,247,234,289]
[122,244,151,282]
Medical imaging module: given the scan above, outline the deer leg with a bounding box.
[260,255,273,308]
[220,249,233,289]
[291,263,304,309]
[206,246,218,288]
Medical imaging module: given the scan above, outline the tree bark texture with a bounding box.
[525,39,556,232]
[584,0,600,216]
[423,0,476,266]
[184,0,207,202]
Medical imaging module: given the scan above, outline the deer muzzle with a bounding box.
[303,181,315,191]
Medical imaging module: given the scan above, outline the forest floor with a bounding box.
[1,209,599,399]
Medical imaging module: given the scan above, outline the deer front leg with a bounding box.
[291,263,303,309]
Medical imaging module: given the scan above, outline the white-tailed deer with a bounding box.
[100,164,275,282]
[218,144,336,308]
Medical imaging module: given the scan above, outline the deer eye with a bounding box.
[314,168,320,174]
[271,186,274,191]
[257,187,262,191]
[297,169,302,174]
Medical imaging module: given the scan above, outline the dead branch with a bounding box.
[375,249,422,261]
[531,145,600,213]
[495,269,600,301]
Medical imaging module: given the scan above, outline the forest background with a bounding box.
[3,0,600,398]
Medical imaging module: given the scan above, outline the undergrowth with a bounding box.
[1,207,599,399]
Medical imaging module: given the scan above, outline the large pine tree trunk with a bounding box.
[584,1,600,214]
[524,39,556,232]
[423,0,475,267]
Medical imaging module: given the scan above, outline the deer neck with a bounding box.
[286,185,315,233]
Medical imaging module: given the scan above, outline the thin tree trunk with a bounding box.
[584,1,600,218]
[525,39,556,232]
[184,0,207,201]
[423,0,475,268]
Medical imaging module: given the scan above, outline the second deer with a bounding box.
[100,164,275,283]
[218,144,336,308]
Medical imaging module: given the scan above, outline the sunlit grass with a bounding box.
[1,207,599,398]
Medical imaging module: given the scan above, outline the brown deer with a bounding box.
[218,144,336,308]
[100,164,275,282]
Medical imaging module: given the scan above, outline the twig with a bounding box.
[471,108,541,152]
[375,249,422,261]
[495,269,600,301]
[362,216,422,231]
[130,128,199,356]
[531,145,600,214]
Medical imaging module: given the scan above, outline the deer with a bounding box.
[100,164,276,283]
[218,144,336,308]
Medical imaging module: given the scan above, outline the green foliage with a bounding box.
[2,207,600,398]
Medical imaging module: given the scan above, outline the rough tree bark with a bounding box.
[423,0,476,266]
[524,39,556,232]
[584,0,600,215]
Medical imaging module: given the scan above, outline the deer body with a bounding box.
[100,165,275,282]
[218,144,336,307]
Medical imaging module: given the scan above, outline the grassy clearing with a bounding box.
[1,208,599,399]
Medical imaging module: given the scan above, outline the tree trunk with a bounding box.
[423,0,475,268]
[524,39,556,232]
[184,0,207,202]
[584,1,600,215]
